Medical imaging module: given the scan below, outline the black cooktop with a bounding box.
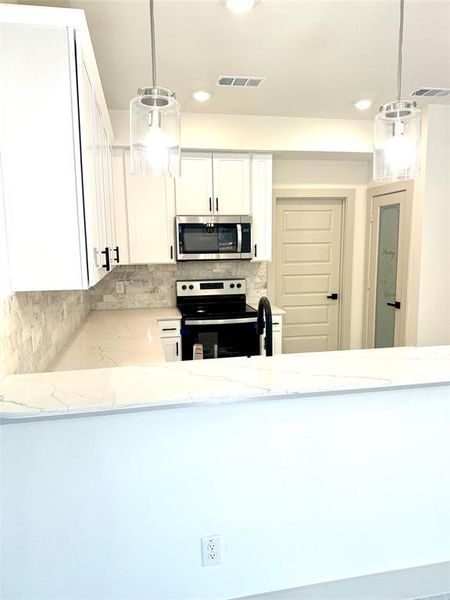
[178,299,257,321]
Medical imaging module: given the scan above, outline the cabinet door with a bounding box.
[251,154,273,261]
[78,60,105,286]
[161,337,181,362]
[212,153,250,215]
[0,23,87,290]
[93,101,108,263]
[102,131,117,262]
[108,141,119,265]
[125,153,176,264]
[273,330,282,355]
[112,149,130,265]
[272,317,283,355]
[175,152,213,215]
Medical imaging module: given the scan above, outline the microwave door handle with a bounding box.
[237,224,242,253]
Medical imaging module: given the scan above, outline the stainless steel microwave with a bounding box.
[176,216,252,261]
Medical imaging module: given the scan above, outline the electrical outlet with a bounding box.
[201,535,222,567]
[115,281,125,294]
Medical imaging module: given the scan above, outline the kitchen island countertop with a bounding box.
[1,345,449,422]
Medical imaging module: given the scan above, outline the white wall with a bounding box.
[416,105,450,346]
[110,110,373,154]
[272,158,370,348]
[2,384,450,599]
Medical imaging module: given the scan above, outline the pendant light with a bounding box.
[130,0,181,177]
[373,0,421,182]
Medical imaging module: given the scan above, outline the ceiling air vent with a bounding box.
[216,76,265,88]
[411,87,450,98]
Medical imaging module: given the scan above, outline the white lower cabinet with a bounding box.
[272,316,283,355]
[158,319,182,362]
[161,337,182,362]
[124,152,176,264]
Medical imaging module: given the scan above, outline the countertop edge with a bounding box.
[2,379,450,424]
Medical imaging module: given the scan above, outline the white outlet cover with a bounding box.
[201,535,222,567]
[115,281,125,294]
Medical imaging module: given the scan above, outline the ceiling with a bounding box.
[17,0,450,119]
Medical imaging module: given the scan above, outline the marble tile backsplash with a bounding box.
[0,290,90,375]
[89,262,268,310]
[0,262,267,375]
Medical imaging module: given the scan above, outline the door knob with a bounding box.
[327,293,339,300]
[387,301,401,309]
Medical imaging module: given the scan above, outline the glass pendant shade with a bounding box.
[373,101,421,182]
[130,87,181,177]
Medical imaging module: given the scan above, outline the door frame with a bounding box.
[268,188,356,351]
[363,181,414,348]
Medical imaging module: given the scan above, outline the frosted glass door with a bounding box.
[374,204,400,348]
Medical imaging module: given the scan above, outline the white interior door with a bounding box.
[274,199,343,353]
[175,152,213,215]
[212,153,250,215]
[367,189,408,348]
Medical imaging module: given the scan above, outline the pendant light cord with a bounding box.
[397,0,405,101]
[149,0,157,87]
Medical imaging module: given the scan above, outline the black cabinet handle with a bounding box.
[254,244,257,258]
[215,197,219,212]
[170,245,174,260]
[113,246,120,263]
[162,327,177,332]
[176,342,179,356]
[101,247,110,272]
[327,293,339,300]
[387,301,401,309]
[209,197,212,212]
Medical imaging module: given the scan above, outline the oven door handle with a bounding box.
[236,223,242,254]
[184,317,257,326]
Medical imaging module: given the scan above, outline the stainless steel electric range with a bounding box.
[176,278,259,360]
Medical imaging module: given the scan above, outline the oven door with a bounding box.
[176,217,251,260]
[181,318,259,360]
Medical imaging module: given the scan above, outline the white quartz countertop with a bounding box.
[48,308,181,372]
[1,345,449,422]
[48,306,283,373]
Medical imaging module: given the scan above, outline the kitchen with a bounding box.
[1,1,450,599]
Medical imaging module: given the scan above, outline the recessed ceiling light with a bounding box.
[225,0,256,14]
[354,99,373,110]
[192,90,210,102]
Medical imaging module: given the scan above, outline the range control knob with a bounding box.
[189,284,194,290]
[236,283,242,289]
[182,285,187,290]
[230,283,235,289]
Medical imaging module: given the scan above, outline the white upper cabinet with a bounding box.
[125,153,176,264]
[112,149,130,265]
[251,154,273,261]
[0,7,115,291]
[77,59,104,287]
[175,152,250,216]
[212,154,250,215]
[175,153,213,215]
